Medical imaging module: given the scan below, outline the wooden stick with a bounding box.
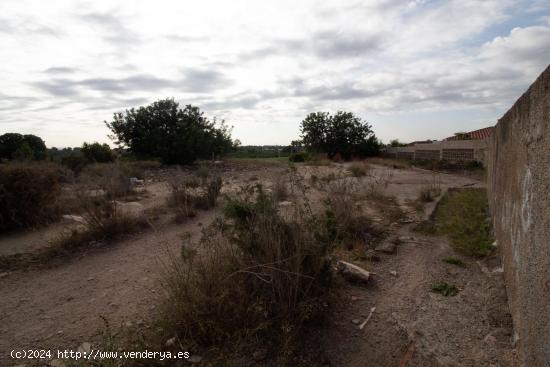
[359,307,376,330]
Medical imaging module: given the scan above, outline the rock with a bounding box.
[351,296,358,301]
[129,177,144,186]
[336,260,371,285]
[86,277,95,281]
[114,201,144,217]
[166,337,176,347]
[62,214,86,225]
[278,201,293,207]
[375,240,396,254]
[187,355,202,363]
[124,321,133,328]
[389,270,398,277]
[484,334,497,344]
[0,272,9,279]
[77,342,92,354]
[351,319,361,325]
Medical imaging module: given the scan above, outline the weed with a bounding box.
[159,185,333,358]
[348,162,369,177]
[431,282,459,296]
[272,176,288,202]
[442,257,466,267]
[431,188,494,257]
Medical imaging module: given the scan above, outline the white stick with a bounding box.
[359,307,376,330]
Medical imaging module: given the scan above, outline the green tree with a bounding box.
[0,133,47,161]
[105,98,234,165]
[389,139,407,147]
[81,142,115,163]
[299,111,380,160]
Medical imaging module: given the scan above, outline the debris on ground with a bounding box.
[336,260,372,285]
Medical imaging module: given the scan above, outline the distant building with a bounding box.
[385,125,494,164]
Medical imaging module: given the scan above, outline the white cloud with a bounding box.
[0,0,549,146]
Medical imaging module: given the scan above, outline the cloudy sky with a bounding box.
[1,0,549,147]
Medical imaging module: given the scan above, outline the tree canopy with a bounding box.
[299,111,380,159]
[81,142,115,163]
[0,133,47,161]
[105,98,234,165]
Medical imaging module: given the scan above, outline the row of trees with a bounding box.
[1,99,383,166]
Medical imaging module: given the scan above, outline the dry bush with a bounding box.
[0,163,62,230]
[347,162,370,177]
[323,179,382,250]
[272,176,288,202]
[80,163,134,199]
[159,186,333,358]
[50,198,147,256]
[168,168,223,222]
[418,173,442,203]
[120,160,161,179]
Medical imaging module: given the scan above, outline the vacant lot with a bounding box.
[0,159,516,366]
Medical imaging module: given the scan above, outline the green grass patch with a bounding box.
[419,188,494,257]
[431,282,459,296]
[442,257,466,268]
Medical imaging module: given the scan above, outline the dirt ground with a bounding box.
[0,160,517,366]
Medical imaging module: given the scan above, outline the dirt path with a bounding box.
[0,210,217,366]
[323,193,517,366]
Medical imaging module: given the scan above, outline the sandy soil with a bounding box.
[0,161,517,367]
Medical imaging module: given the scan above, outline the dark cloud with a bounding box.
[311,31,382,58]
[237,31,381,62]
[181,68,233,92]
[31,69,233,97]
[44,67,78,74]
[80,12,141,45]
[32,79,80,97]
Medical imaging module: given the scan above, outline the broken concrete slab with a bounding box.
[336,260,372,285]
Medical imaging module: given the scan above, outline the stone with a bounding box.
[86,277,95,281]
[389,270,398,277]
[0,272,9,279]
[166,337,176,347]
[278,201,293,207]
[114,201,145,217]
[336,260,371,285]
[375,240,396,254]
[187,355,202,363]
[62,214,85,225]
[77,342,92,354]
[129,177,144,186]
[351,319,361,325]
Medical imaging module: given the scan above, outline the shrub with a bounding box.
[168,170,223,221]
[80,164,134,199]
[0,163,61,230]
[81,142,116,163]
[348,162,369,177]
[160,185,333,356]
[272,177,288,202]
[442,257,466,267]
[431,282,459,296]
[53,198,146,253]
[288,152,309,162]
[61,155,88,174]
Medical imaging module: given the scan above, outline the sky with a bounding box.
[1,0,549,147]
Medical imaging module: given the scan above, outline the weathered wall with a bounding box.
[385,139,488,163]
[487,65,550,367]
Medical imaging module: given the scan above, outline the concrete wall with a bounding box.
[385,139,488,163]
[487,65,550,367]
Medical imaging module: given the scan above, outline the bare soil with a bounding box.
[0,160,517,366]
